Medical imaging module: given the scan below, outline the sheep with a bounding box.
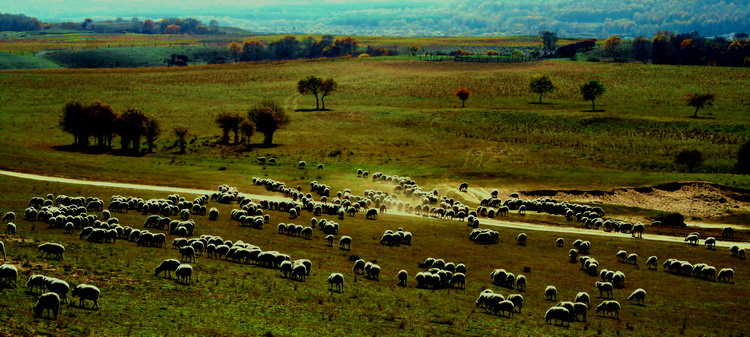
[6,222,16,235]
[516,275,527,291]
[721,226,734,239]
[646,256,658,270]
[397,269,408,286]
[353,259,366,274]
[612,271,626,288]
[475,290,501,308]
[366,208,378,220]
[545,306,571,326]
[71,284,100,309]
[367,264,381,280]
[684,234,699,245]
[26,274,48,293]
[297,161,307,169]
[718,268,734,283]
[578,241,591,254]
[291,264,307,282]
[507,294,524,313]
[2,211,15,223]
[289,208,298,219]
[451,272,466,289]
[627,253,638,265]
[545,285,557,301]
[0,264,18,288]
[456,263,467,274]
[280,261,293,278]
[489,300,516,317]
[556,238,564,247]
[325,235,334,247]
[596,300,621,319]
[208,208,219,221]
[176,264,193,285]
[729,245,740,257]
[575,292,590,308]
[154,259,181,278]
[34,292,61,319]
[631,223,644,238]
[569,249,578,263]
[327,273,344,292]
[704,237,716,250]
[627,288,647,305]
[46,278,70,304]
[257,157,266,164]
[596,281,613,298]
[740,248,747,260]
[38,243,65,260]
[458,182,469,192]
[517,233,527,246]
[616,250,627,263]
[0,241,5,260]
[339,236,352,250]
[179,246,196,263]
[573,302,588,321]
[518,205,526,216]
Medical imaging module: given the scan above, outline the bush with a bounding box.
[653,213,686,227]
[735,140,750,174]
[674,149,704,172]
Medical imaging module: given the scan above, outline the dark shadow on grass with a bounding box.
[529,102,554,105]
[294,108,333,112]
[52,144,111,155]
[582,110,606,112]
[687,115,716,120]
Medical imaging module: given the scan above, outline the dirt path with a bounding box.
[2,169,748,249]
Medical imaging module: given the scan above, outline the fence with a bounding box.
[418,53,536,63]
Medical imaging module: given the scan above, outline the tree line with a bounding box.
[45,16,220,35]
[0,13,43,31]
[228,35,365,62]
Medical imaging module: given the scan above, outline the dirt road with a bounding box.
[2,169,747,249]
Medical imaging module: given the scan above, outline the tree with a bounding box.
[241,40,266,61]
[144,115,161,153]
[82,18,93,30]
[60,101,90,147]
[239,119,255,144]
[115,108,148,154]
[529,74,556,104]
[539,31,558,56]
[248,100,290,147]
[319,78,337,110]
[604,36,622,60]
[88,101,117,148]
[682,93,715,117]
[456,88,471,108]
[269,36,299,60]
[580,80,605,111]
[228,42,242,62]
[632,36,652,63]
[735,140,750,174]
[674,149,704,172]
[142,19,156,34]
[172,125,190,154]
[215,112,242,144]
[164,24,181,34]
[297,75,323,110]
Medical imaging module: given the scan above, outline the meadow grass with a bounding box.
[0,176,748,336]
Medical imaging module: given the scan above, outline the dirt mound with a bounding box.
[521,181,750,220]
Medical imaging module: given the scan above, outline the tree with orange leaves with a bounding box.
[456,88,471,108]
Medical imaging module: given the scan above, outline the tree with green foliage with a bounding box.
[88,101,117,148]
[529,74,556,104]
[735,140,750,174]
[456,88,471,108]
[604,36,622,60]
[60,101,90,147]
[539,31,558,56]
[144,115,161,153]
[248,100,290,147]
[215,112,243,144]
[674,149,704,172]
[580,80,605,111]
[115,108,148,154]
[241,40,266,61]
[240,119,255,144]
[683,93,715,117]
[319,78,338,110]
[632,36,652,63]
[172,125,190,154]
[297,75,323,110]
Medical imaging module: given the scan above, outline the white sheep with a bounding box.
[573,302,588,321]
[155,259,181,278]
[740,248,746,260]
[596,281,613,298]
[545,285,557,301]
[718,268,734,283]
[627,288,647,305]
[325,235,334,247]
[704,237,716,250]
[34,292,61,319]
[46,278,70,304]
[291,264,307,282]
[516,275,527,291]
[38,243,65,260]
[451,272,466,289]
[26,274,48,293]
[627,253,638,265]
[596,300,621,319]
[489,300,516,317]
[2,211,15,223]
[339,236,352,250]
[616,250,627,263]
[327,273,344,292]
[71,284,100,309]
[556,238,564,247]
[517,233,527,246]
[176,264,193,285]
[6,222,16,235]
[545,306,571,326]
[646,256,658,270]
[507,293,524,313]
[0,241,5,260]
[575,292,590,307]
[0,264,18,288]
[179,246,196,263]
[475,290,501,308]
[397,269,408,286]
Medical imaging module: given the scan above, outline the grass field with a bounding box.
[0,176,748,336]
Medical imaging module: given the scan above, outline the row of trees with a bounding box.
[0,13,42,31]
[228,35,360,62]
[215,101,290,147]
[59,101,161,154]
[52,17,220,35]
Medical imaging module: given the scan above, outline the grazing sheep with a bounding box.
[280,261,293,278]
[721,226,734,239]
[176,264,193,285]
[518,205,526,216]
[6,222,16,235]
[627,253,638,265]
[397,270,408,286]
[327,273,344,292]
[38,243,65,260]
[704,237,716,250]
[291,264,307,282]
[646,256,658,270]
[325,235,334,247]
[451,272,466,289]
[353,259,366,274]
[459,182,469,192]
[0,241,5,260]
[179,246,196,263]
[339,236,352,250]
[475,290,501,308]
[366,208,378,220]
[154,259,181,278]
[515,275,527,291]
[507,294,524,313]
[298,161,307,169]
[596,281,613,298]
[2,212,15,223]
[631,223,644,238]
[596,300,621,319]
[456,263,467,274]
[545,285,557,301]
[26,274,48,294]
[556,238,564,247]
[569,249,578,263]
[0,264,18,288]
[289,208,298,219]
[34,292,61,319]
[718,268,734,283]
[517,233,527,246]
[575,292,590,307]
[46,278,70,304]
[739,248,746,260]
[612,271,626,288]
[684,234,699,245]
[616,250,627,263]
[208,208,219,221]
[71,284,100,309]
[545,307,571,326]
[573,302,588,321]
[729,245,740,257]
[489,300,516,317]
[628,288,647,305]
[367,264,381,280]
[317,164,324,170]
